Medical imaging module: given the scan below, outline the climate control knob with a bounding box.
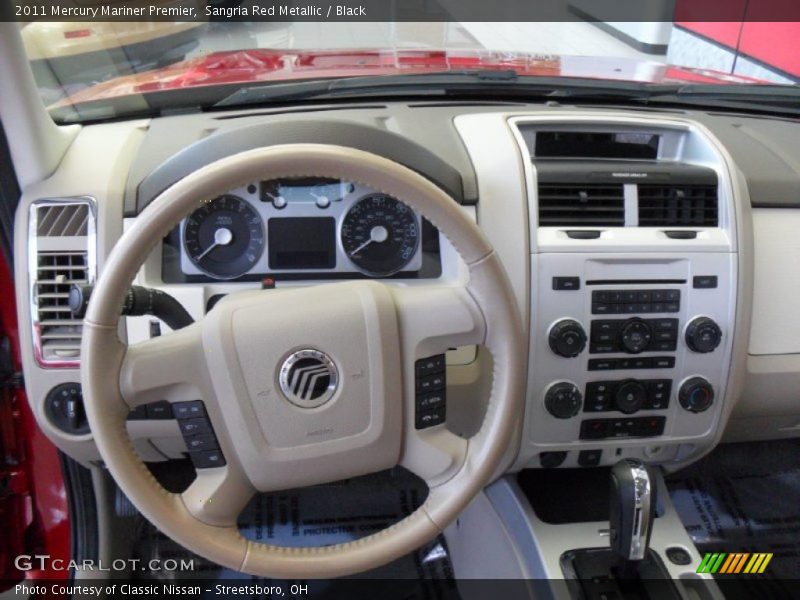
[548,319,587,358]
[619,318,652,354]
[614,379,647,414]
[545,382,582,419]
[679,377,715,413]
[685,317,722,353]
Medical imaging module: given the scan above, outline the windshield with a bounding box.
[20,19,800,123]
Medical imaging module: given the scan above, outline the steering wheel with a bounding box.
[81,144,525,578]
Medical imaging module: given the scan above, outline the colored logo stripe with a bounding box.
[697,552,773,574]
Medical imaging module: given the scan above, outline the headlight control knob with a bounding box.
[548,319,587,358]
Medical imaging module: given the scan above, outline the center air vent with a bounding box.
[538,183,625,226]
[30,199,95,368]
[638,184,718,227]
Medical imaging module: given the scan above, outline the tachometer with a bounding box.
[183,195,264,279]
[341,194,419,277]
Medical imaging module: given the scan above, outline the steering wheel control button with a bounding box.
[549,319,587,358]
[145,400,173,420]
[278,348,339,409]
[679,377,715,413]
[417,372,445,393]
[179,418,212,436]
[184,434,219,453]
[552,276,580,291]
[592,289,681,315]
[580,416,666,440]
[578,449,602,467]
[545,382,582,419]
[190,450,226,469]
[685,317,722,353]
[172,400,206,420]
[416,354,445,377]
[45,383,90,435]
[614,380,647,414]
[415,355,447,429]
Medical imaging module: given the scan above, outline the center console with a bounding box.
[507,116,739,470]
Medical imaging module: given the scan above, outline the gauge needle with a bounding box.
[195,227,233,260]
[349,225,389,256]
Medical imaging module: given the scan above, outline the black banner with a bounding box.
[3,0,800,23]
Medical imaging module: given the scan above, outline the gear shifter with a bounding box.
[609,459,657,573]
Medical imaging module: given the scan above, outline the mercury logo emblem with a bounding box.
[278,349,338,408]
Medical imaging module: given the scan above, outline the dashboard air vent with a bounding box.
[36,203,90,237]
[638,184,718,227]
[538,183,625,226]
[30,199,95,367]
[34,252,88,364]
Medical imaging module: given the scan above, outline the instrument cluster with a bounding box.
[163,178,441,283]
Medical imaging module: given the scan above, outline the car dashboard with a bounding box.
[14,100,800,474]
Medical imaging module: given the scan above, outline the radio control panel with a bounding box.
[522,252,736,469]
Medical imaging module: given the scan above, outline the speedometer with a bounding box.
[341,194,419,277]
[183,195,264,279]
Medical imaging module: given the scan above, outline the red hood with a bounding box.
[54,48,763,107]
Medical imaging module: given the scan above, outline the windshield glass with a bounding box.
[20,19,800,123]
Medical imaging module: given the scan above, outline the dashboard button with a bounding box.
[540,452,568,468]
[588,359,616,371]
[693,276,718,289]
[653,357,675,369]
[580,420,609,440]
[619,319,652,354]
[622,291,638,303]
[553,276,580,290]
[665,302,680,312]
[578,449,602,467]
[679,378,714,413]
[592,303,611,315]
[685,317,722,353]
[614,380,647,414]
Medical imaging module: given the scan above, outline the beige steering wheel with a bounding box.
[81,144,525,578]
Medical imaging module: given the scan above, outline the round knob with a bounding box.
[685,317,722,353]
[619,318,652,354]
[548,319,587,358]
[679,377,715,413]
[545,382,582,419]
[614,379,647,414]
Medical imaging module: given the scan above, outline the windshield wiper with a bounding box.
[210,71,800,117]
[212,70,676,108]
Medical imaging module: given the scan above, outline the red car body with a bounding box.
[53,48,762,108]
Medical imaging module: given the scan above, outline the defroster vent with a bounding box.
[538,183,625,226]
[638,184,718,227]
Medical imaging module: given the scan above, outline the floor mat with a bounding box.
[667,439,800,598]
[128,467,460,599]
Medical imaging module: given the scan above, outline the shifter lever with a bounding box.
[609,459,657,563]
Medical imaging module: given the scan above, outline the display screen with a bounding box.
[268,217,336,270]
[260,178,354,205]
